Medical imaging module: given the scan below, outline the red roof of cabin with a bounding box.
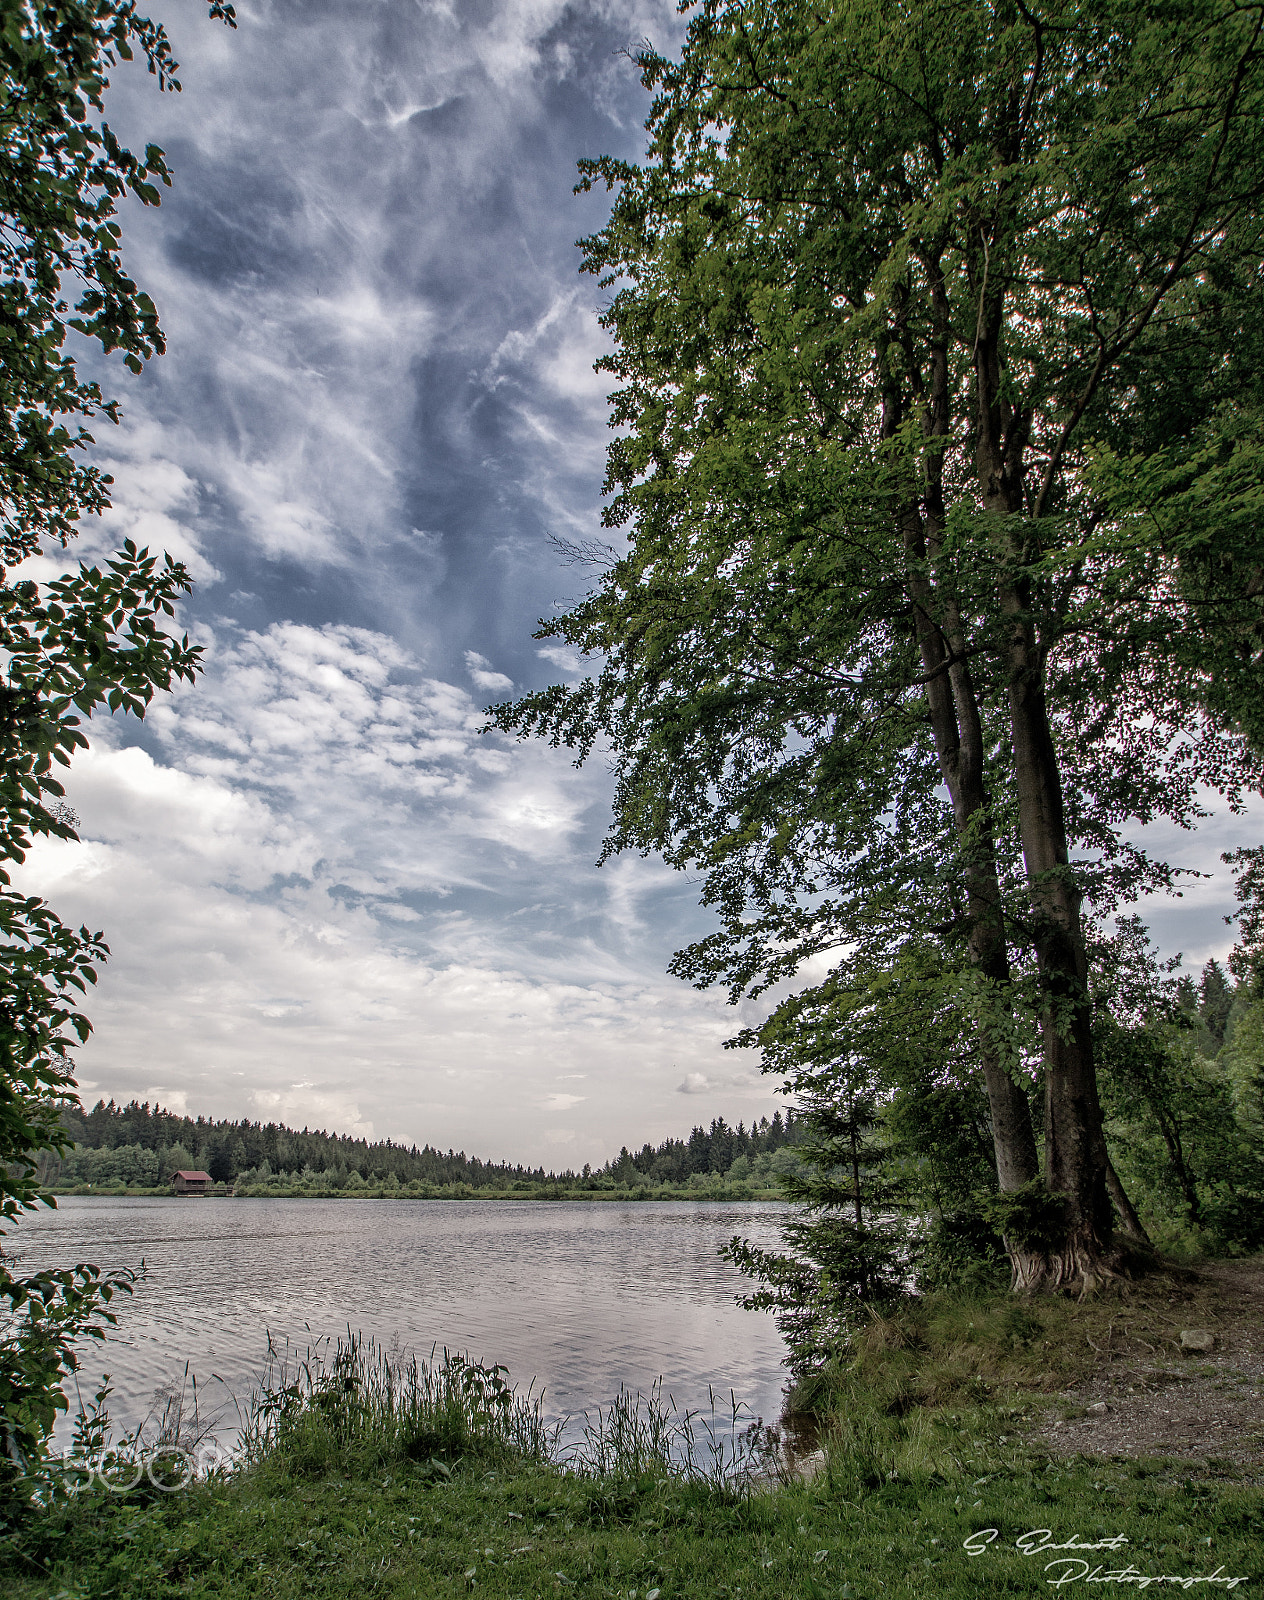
[174,1170,212,1181]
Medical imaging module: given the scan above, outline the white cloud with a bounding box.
[15,617,770,1163]
[676,1064,765,1098]
[1123,799,1259,970]
[5,0,1251,1202]
[536,645,586,676]
[89,429,222,585]
[79,1,683,605]
[0,0,840,1167]
[144,1088,189,1118]
[8,420,221,590]
[465,650,514,695]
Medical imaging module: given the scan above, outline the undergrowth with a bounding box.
[239,1336,555,1481]
[788,1265,1234,1429]
[232,1335,765,1491]
[2,1412,1258,1599]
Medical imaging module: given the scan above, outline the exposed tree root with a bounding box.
[1009,1234,1164,1298]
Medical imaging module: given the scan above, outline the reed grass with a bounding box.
[236,1333,772,1495]
[2,1305,1260,1600]
[238,1334,556,1479]
[565,1380,769,1489]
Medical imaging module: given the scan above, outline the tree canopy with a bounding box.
[496,0,1264,1289]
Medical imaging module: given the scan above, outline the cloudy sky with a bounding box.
[16,0,1256,1166]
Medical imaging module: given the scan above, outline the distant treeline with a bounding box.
[38,1099,801,1191]
[609,1113,800,1183]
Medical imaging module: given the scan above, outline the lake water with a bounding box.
[10,1196,791,1448]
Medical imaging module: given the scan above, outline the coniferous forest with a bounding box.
[38,1099,802,1195]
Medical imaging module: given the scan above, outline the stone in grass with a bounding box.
[1179,1329,1216,1354]
[1086,1401,1109,1415]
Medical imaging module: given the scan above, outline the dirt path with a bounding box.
[1029,1256,1264,1467]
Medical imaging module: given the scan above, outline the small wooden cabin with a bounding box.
[171,1169,212,1195]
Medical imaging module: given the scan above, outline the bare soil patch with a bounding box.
[1029,1255,1264,1467]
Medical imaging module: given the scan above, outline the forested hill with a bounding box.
[46,1100,800,1190]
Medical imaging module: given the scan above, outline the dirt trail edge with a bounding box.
[1029,1256,1264,1467]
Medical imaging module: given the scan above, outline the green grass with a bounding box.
[3,1438,1259,1599]
[783,1261,1247,1425]
[1,1320,1260,1600]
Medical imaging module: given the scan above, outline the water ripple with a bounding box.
[13,1196,791,1440]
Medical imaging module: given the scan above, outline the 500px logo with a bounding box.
[50,1441,229,1494]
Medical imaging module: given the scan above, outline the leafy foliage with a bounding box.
[723,944,1014,1374]
[0,1262,133,1497]
[723,1102,909,1380]
[0,0,233,550]
[497,0,1264,1282]
[1094,922,1264,1254]
[0,0,235,1482]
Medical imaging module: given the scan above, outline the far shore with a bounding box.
[39,1183,787,1203]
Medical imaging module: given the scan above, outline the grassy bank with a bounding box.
[3,1265,1260,1600]
[5,1435,1259,1600]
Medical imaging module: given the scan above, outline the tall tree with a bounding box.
[497,0,1264,1288]
[1,0,234,1476]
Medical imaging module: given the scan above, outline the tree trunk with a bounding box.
[887,305,1041,1208]
[1152,1108,1203,1227]
[971,276,1113,1290]
[1105,1155,1152,1245]
[849,1126,863,1230]
[903,541,1040,1198]
[1002,587,1115,1289]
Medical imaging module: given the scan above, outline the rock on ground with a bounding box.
[1030,1257,1264,1468]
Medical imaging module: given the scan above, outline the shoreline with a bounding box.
[5,1268,1260,1598]
[39,1185,788,1203]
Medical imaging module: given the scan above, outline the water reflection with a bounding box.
[13,1196,791,1442]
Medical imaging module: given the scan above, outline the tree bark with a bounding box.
[1151,1106,1203,1227]
[883,308,1041,1208]
[970,316,1114,1284]
[1105,1155,1152,1245]
[1005,621,1113,1284]
[909,544,1040,1195]
[961,228,1116,1287]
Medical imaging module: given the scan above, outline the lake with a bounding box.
[11,1196,791,1449]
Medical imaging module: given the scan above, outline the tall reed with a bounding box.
[238,1334,770,1490]
[566,1381,769,1491]
[239,1334,555,1478]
